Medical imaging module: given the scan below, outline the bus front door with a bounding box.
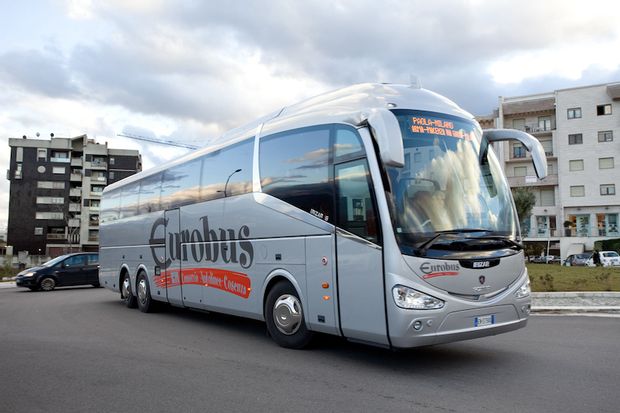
[164,209,183,306]
[335,159,389,346]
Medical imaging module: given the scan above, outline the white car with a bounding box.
[586,251,620,267]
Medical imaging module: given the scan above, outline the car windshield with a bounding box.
[387,110,518,255]
[42,255,68,267]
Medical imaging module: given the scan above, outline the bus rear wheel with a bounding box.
[120,272,137,308]
[136,272,157,313]
[265,281,313,349]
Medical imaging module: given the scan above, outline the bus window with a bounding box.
[260,127,333,222]
[100,188,121,223]
[201,139,253,201]
[161,158,202,209]
[138,172,162,214]
[334,127,364,161]
[119,181,140,219]
[335,159,379,244]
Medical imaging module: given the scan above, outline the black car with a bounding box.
[15,253,100,291]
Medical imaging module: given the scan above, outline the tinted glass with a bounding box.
[334,127,364,160]
[100,188,121,223]
[335,159,379,243]
[161,158,202,209]
[260,127,332,222]
[86,254,99,265]
[63,255,86,267]
[120,181,140,219]
[201,139,254,201]
[138,172,162,214]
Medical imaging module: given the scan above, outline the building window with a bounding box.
[37,181,65,189]
[52,166,66,174]
[598,130,613,142]
[567,107,582,119]
[541,140,553,156]
[512,143,526,158]
[540,188,555,206]
[34,227,43,235]
[599,157,614,169]
[35,212,64,220]
[570,185,585,197]
[16,147,23,162]
[37,148,47,161]
[538,116,552,131]
[596,104,612,116]
[597,213,619,236]
[569,159,584,171]
[600,184,616,196]
[512,118,525,130]
[109,171,115,180]
[109,157,115,165]
[568,133,583,145]
[513,166,527,177]
[36,196,65,204]
[547,163,554,175]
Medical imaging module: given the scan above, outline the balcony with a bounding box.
[523,228,562,239]
[46,233,66,240]
[69,203,81,212]
[524,124,554,136]
[71,158,82,167]
[51,157,71,163]
[68,218,80,227]
[88,161,107,170]
[507,174,558,187]
[563,227,620,238]
[90,191,103,198]
[69,188,82,197]
[91,176,107,184]
[70,173,82,182]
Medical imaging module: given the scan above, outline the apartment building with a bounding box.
[6,134,141,256]
[483,82,620,258]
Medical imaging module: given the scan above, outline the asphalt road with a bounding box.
[1,286,619,413]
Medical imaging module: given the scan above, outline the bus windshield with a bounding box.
[387,109,518,255]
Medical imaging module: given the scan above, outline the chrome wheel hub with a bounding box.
[273,294,302,335]
[137,279,148,305]
[121,277,130,299]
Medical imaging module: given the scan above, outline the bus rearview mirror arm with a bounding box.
[481,129,548,179]
[364,108,405,168]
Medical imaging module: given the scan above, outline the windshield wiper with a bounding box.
[470,235,523,250]
[417,229,490,255]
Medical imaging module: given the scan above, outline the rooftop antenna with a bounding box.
[409,74,422,89]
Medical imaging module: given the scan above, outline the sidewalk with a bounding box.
[531,292,620,314]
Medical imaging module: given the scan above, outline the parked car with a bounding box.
[563,253,592,266]
[530,255,559,264]
[15,253,100,291]
[586,251,620,267]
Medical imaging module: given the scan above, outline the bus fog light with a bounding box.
[413,320,423,330]
[515,278,531,299]
[392,285,444,310]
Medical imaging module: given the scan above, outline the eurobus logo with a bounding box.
[419,262,460,279]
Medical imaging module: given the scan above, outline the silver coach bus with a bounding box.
[99,83,547,349]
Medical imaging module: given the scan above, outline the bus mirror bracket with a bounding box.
[366,108,405,167]
[481,129,548,179]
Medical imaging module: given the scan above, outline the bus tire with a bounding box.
[120,272,138,308]
[136,272,157,313]
[265,281,313,349]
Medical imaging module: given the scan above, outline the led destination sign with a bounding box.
[410,116,467,139]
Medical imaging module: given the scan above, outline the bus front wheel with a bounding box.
[265,281,313,349]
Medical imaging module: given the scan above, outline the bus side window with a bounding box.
[334,127,364,161]
[100,188,121,223]
[120,181,140,219]
[201,139,253,201]
[138,172,162,214]
[260,127,333,223]
[335,159,379,244]
[161,158,202,209]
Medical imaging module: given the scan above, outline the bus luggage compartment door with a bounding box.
[305,235,338,335]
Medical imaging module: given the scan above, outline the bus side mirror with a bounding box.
[366,108,405,167]
[481,129,548,179]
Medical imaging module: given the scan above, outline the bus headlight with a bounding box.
[392,285,444,310]
[515,278,531,299]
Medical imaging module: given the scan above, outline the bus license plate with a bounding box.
[474,315,495,327]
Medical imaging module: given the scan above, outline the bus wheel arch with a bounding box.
[119,267,137,308]
[263,273,313,349]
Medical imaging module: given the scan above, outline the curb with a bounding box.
[531,292,620,315]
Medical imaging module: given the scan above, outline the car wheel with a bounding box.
[120,272,138,308]
[136,272,157,313]
[39,277,56,292]
[265,281,313,349]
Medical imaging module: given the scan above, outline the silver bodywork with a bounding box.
[100,83,532,348]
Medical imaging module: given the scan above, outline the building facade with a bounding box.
[483,82,620,258]
[6,134,141,256]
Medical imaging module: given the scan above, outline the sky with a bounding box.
[1,0,620,230]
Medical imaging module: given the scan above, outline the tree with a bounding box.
[512,188,536,227]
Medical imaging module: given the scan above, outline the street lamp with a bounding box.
[221,169,242,198]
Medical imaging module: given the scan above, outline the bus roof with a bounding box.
[104,83,474,193]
